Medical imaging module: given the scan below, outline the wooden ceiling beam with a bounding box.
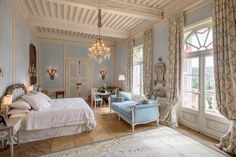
[45,0,162,21]
[28,16,129,38]
[36,32,115,46]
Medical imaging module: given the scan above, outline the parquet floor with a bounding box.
[0,106,229,157]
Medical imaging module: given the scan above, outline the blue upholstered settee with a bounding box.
[109,92,159,131]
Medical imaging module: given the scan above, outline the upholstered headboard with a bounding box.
[2,83,27,102]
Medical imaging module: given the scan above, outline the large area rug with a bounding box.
[41,127,227,157]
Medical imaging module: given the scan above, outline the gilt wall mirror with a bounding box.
[29,44,37,85]
[154,57,166,86]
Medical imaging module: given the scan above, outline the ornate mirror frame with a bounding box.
[154,57,166,86]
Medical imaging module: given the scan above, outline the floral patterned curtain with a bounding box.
[213,0,236,155]
[143,29,153,97]
[164,13,184,127]
[125,39,134,92]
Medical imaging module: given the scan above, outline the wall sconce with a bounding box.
[0,68,3,77]
[47,67,57,80]
[29,64,37,77]
[100,70,107,80]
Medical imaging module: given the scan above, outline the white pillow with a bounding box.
[36,92,51,102]
[8,109,29,115]
[132,94,147,102]
[22,93,51,111]
[10,99,31,110]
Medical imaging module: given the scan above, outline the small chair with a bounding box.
[91,88,103,109]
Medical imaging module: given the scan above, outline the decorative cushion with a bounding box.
[36,92,51,102]
[118,92,132,101]
[132,94,147,102]
[10,99,31,110]
[22,93,51,111]
[116,97,124,102]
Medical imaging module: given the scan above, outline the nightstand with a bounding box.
[56,91,65,98]
[0,117,21,157]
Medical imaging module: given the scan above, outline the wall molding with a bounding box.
[63,42,66,95]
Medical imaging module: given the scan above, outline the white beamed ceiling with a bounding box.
[14,0,207,44]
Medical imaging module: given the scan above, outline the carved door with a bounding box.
[66,58,91,100]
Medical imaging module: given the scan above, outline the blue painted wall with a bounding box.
[184,3,212,26]
[114,40,128,86]
[0,0,36,96]
[15,16,36,84]
[152,23,169,92]
[0,0,13,96]
[39,40,115,93]
[40,41,64,90]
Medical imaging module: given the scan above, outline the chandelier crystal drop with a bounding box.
[88,7,111,64]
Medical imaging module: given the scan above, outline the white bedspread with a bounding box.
[18,98,96,131]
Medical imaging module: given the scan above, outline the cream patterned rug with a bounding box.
[41,127,227,157]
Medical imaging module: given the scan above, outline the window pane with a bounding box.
[182,58,199,109]
[205,56,219,114]
[182,92,199,110]
[133,65,141,95]
[184,27,213,53]
[132,46,143,95]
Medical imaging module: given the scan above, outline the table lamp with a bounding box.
[118,74,125,91]
[28,85,34,92]
[2,95,12,117]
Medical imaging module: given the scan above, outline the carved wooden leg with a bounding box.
[9,128,14,157]
[17,131,20,148]
[131,107,135,132]
[156,119,159,126]
[108,98,111,113]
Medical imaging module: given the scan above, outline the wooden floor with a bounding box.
[0,106,230,157]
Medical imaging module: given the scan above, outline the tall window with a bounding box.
[132,45,143,95]
[182,22,219,114]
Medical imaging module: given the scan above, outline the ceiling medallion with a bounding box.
[88,4,111,64]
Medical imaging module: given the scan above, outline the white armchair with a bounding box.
[91,88,103,109]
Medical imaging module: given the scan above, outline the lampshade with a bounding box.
[28,85,34,92]
[118,75,125,81]
[2,95,12,105]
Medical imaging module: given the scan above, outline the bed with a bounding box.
[2,84,96,143]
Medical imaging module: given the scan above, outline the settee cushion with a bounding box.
[111,101,135,120]
[132,94,147,102]
[118,92,132,101]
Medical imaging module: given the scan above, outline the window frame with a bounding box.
[132,44,144,95]
[182,21,220,116]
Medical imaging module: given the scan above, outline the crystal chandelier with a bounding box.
[88,4,111,64]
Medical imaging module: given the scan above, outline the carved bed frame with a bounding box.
[0,84,94,143]
[1,84,27,110]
